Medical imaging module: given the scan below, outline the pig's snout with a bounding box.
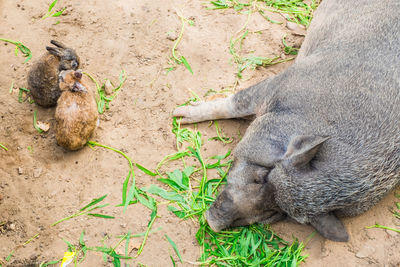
[206,209,226,232]
[206,189,238,232]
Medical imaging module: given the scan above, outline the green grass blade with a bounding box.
[39,259,62,267]
[80,194,108,211]
[79,231,85,246]
[18,87,29,103]
[136,209,157,256]
[121,171,131,206]
[33,110,44,133]
[9,81,14,93]
[136,163,157,176]
[124,230,132,260]
[5,252,13,261]
[170,255,176,267]
[123,183,137,213]
[87,213,115,219]
[366,224,400,233]
[48,0,58,12]
[0,38,32,62]
[165,235,183,263]
[141,185,184,202]
[167,205,186,219]
[0,144,8,151]
[52,7,66,17]
[181,56,193,74]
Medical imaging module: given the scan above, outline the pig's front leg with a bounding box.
[173,78,273,124]
[173,96,237,124]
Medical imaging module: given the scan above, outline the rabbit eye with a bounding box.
[74,71,82,79]
[71,61,78,69]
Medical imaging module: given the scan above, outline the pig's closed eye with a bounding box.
[253,167,271,184]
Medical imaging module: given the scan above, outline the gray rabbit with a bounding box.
[28,40,80,107]
[173,0,400,241]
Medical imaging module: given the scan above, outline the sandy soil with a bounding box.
[1,0,399,266]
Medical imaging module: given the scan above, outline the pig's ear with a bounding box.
[283,135,329,167]
[310,213,349,242]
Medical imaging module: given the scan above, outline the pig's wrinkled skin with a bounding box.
[173,0,400,242]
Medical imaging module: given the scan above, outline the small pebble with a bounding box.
[286,21,298,31]
[355,243,375,258]
[166,31,178,41]
[104,79,113,95]
[18,167,23,175]
[33,168,42,178]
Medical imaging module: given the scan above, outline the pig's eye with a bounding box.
[253,167,271,184]
[254,177,264,184]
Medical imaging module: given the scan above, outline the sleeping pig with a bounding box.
[173,0,400,241]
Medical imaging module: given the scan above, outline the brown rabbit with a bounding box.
[55,70,98,150]
[28,40,80,107]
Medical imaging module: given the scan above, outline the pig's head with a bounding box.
[206,159,286,231]
[206,133,332,233]
[206,128,289,231]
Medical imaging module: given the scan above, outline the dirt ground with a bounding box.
[1,0,399,266]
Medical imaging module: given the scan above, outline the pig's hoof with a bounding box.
[173,101,206,124]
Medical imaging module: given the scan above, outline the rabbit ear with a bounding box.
[59,70,68,82]
[46,46,63,57]
[50,40,66,49]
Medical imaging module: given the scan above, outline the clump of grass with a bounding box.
[86,141,158,257]
[84,70,127,114]
[18,87,31,103]
[237,53,292,78]
[209,0,318,27]
[87,232,134,266]
[36,228,165,266]
[204,87,233,98]
[0,38,32,63]
[40,227,166,266]
[262,0,319,26]
[208,0,319,78]
[224,9,290,78]
[143,111,307,265]
[198,224,306,265]
[166,14,194,74]
[209,121,234,144]
[40,231,132,267]
[6,139,157,264]
[282,34,299,55]
[41,0,66,20]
